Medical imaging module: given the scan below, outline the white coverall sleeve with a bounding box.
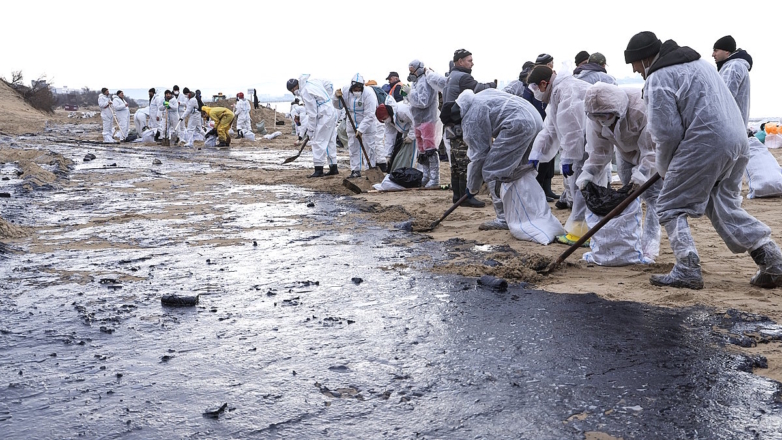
[644,78,684,178]
[425,70,447,92]
[357,91,378,134]
[98,95,111,109]
[530,108,560,163]
[112,97,126,111]
[580,121,614,188]
[720,62,744,101]
[634,129,657,183]
[303,93,318,137]
[464,108,492,194]
[554,89,586,163]
[408,80,432,110]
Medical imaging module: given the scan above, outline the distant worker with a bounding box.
[574,50,590,71]
[201,105,235,147]
[148,88,163,140]
[234,92,252,138]
[333,73,378,179]
[287,75,339,177]
[176,86,188,140]
[574,52,617,85]
[253,88,260,109]
[180,89,204,147]
[376,102,416,172]
[98,88,116,143]
[157,90,180,140]
[382,71,405,102]
[133,106,149,135]
[112,90,130,140]
[712,35,753,128]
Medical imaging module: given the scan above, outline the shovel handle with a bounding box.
[428,192,470,230]
[337,94,373,168]
[553,173,661,266]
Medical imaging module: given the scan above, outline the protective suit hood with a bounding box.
[350,73,365,86]
[201,106,211,116]
[646,40,700,77]
[584,82,628,117]
[717,49,753,72]
[455,89,476,117]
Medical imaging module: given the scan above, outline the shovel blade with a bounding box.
[282,155,299,164]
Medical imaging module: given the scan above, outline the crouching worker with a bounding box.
[201,106,234,147]
[579,82,662,261]
[441,89,565,243]
[376,103,417,172]
[287,75,339,177]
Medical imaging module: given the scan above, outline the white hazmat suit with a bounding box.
[158,96,180,139]
[111,95,130,140]
[457,89,565,244]
[98,93,115,142]
[332,73,377,173]
[181,96,204,147]
[529,74,591,238]
[579,82,662,259]
[408,61,440,187]
[133,107,149,135]
[234,98,252,137]
[299,74,338,168]
[379,103,416,171]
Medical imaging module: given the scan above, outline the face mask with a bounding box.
[174,91,179,96]
[601,115,617,128]
[352,91,362,97]
[293,90,300,96]
[529,83,544,101]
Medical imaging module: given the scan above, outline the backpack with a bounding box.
[370,86,390,105]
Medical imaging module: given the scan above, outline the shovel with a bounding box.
[415,193,469,232]
[109,104,125,141]
[538,172,661,274]
[282,136,310,164]
[337,94,375,169]
[161,108,170,146]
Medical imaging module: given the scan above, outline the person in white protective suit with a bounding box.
[290,101,308,140]
[133,106,150,135]
[98,88,116,143]
[407,60,441,188]
[375,103,417,172]
[158,89,180,140]
[174,86,188,140]
[288,75,339,177]
[442,89,566,242]
[527,65,595,245]
[577,82,662,260]
[147,88,161,139]
[332,73,377,179]
[179,89,204,147]
[234,92,253,138]
[712,35,753,128]
[625,31,782,289]
[112,90,130,141]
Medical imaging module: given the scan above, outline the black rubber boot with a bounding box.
[544,179,559,199]
[459,177,486,208]
[325,164,339,176]
[308,166,324,178]
[348,170,361,179]
[451,173,461,203]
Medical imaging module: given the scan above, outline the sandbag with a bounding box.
[389,167,423,188]
[242,130,256,141]
[745,136,782,199]
[263,131,282,140]
[502,173,566,245]
[766,134,782,149]
[581,181,635,216]
[255,121,267,135]
[372,174,406,191]
[583,199,652,266]
[390,141,418,172]
[141,128,156,143]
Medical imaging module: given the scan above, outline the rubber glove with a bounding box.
[528,159,539,170]
[335,89,343,98]
[562,163,574,177]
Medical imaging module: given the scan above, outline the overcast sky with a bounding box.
[2,0,779,118]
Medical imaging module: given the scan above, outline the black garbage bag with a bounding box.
[389,167,423,189]
[581,181,636,216]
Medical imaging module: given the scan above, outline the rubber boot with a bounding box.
[419,161,430,187]
[424,154,440,188]
[543,178,559,200]
[750,240,782,288]
[650,217,704,289]
[348,170,361,179]
[378,162,388,173]
[325,164,339,176]
[451,173,461,203]
[460,177,486,208]
[308,166,324,178]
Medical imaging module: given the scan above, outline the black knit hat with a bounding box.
[286,78,299,92]
[575,51,590,65]
[453,49,472,63]
[713,35,736,53]
[440,102,462,125]
[624,31,662,63]
[526,66,553,85]
[535,53,554,65]
[519,61,535,82]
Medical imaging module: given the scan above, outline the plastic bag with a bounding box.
[263,131,282,140]
[372,174,407,191]
[502,173,566,245]
[583,199,652,266]
[255,121,267,135]
[746,136,782,199]
[242,130,256,141]
[766,134,782,149]
[389,167,423,188]
[141,128,156,143]
[581,181,635,216]
[204,135,217,147]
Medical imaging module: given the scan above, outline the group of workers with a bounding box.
[99,86,256,147]
[286,32,782,290]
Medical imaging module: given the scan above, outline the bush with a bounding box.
[1,71,57,114]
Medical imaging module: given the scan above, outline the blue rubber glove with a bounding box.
[528,159,539,170]
[562,163,574,177]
